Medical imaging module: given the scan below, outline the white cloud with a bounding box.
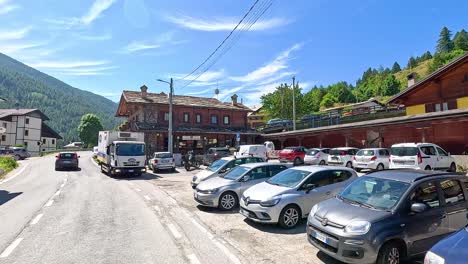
[81,0,116,25]
[123,41,160,53]
[120,32,186,54]
[165,15,289,32]
[28,60,111,69]
[217,86,244,101]
[185,88,215,96]
[0,42,44,54]
[57,66,118,75]
[75,32,112,41]
[0,27,31,40]
[0,0,19,15]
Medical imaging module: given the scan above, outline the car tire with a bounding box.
[355,168,362,172]
[424,165,432,171]
[448,162,456,172]
[376,241,403,264]
[278,205,301,229]
[376,163,385,171]
[345,161,353,168]
[218,192,238,211]
[293,157,302,166]
[172,167,176,172]
[319,160,326,165]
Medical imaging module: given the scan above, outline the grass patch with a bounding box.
[0,156,19,178]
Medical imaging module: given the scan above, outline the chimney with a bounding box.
[407,73,416,87]
[140,85,148,98]
[231,94,238,106]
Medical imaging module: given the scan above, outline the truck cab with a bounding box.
[101,141,146,176]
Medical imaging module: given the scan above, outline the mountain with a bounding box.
[0,52,120,145]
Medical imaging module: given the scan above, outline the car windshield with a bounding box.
[155,153,172,158]
[356,149,374,156]
[306,149,319,155]
[339,176,410,210]
[391,147,419,156]
[330,149,346,155]
[266,169,311,188]
[116,143,145,156]
[59,153,75,159]
[207,159,229,172]
[223,166,250,180]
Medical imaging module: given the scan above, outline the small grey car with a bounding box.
[194,163,290,210]
[306,170,468,264]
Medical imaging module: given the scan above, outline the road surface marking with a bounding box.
[63,178,67,183]
[128,182,134,186]
[213,240,242,264]
[135,188,142,192]
[187,254,201,264]
[60,183,65,188]
[45,200,54,207]
[167,224,182,239]
[0,165,28,185]
[0,237,23,258]
[30,214,43,225]
[143,195,151,201]
[189,217,214,240]
[54,190,61,196]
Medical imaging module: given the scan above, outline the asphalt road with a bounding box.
[0,152,241,264]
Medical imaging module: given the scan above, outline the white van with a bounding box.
[389,143,456,171]
[234,145,268,160]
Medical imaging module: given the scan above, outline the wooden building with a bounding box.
[116,86,259,154]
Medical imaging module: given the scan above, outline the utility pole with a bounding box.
[292,76,296,131]
[168,78,174,154]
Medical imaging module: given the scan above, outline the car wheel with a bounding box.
[424,165,432,171]
[293,157,301,166]
[14,155,20,161]
[448,162,456,172]
[377,241,403,264]
[279,205,301,229]
[172,167,176,172]
[346,161,353,168]
[355,168,362,172]
[376,163,385,171]
[218,192,238,210]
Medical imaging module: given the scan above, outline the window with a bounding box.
[52,139,55,144]
[269,165,288,177]
[183,113,190,123]
[436,147,448,156]
[440,179,465,205]
[426,100,457,113]
[410,181,440,208]
[246,166,268,180]
[211,115,218,124]
[301,171,330,189]
[25,118,29,125]
[329,170,352,183]
[42,139,46,144]
[1,135,5,141]
[195,114,202,123]
[25,130,29,136]
[379,149,390,156]
[164,112,169,121]
[24,142,28,147]
[420,146,437,156]
[2,122,6,128]
[223,115,230,125]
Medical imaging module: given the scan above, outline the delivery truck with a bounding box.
[97,131,146,177]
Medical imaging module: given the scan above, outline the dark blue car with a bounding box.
[425,213,468,264]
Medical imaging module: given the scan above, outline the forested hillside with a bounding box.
[0,53,120,145]
[261,27,468,119]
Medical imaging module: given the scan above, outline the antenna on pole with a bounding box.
[215,82,219,99]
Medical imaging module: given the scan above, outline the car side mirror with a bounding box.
[243,175,251,182]
[411,203,427,213]
[55,155,58,158]
[219,168,227,174]
[303,183,316,193]
[78,156,81,158]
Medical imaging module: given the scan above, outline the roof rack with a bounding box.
[413,172,465,182]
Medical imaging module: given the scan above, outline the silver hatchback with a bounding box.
[194,163,290,210]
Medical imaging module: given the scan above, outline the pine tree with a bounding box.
[407,57,417,69]
[391,62,401,73]
[436,27,454,54]
[454,29,468,51]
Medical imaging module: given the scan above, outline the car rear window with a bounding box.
[356,150,374,156]
[390,147,418,156]
[330,149,346,156]
[60,153,75,159]
[155,153,172,158]
[282,148,295,153]
[307,149,319,155]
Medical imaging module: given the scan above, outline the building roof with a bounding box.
[121,90,251,111]
[323,98,385,112]
[0,108,49,120]
[388,53,468,104]
[41,123,62,139]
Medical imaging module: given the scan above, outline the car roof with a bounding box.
[358,148,388,151]
[331,147,359,150]
[289,165,355,173]
[154,152,170,154]
[364,170,464,183]
[391,142,436,147]
[211,147,229,150]
[239,162,286,168]
[59,152,76,154]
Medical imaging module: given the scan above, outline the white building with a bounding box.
[0,109,62,155]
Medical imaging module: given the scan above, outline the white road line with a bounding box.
[54,190,61,196]
[30,213,43,225]
[167,224,182,239]
[189,217,214,240]
[153,205,161,215]
[135,188,142,192]
[213,240,242,264]
[187,254,201,264]
[63,178,68,183]
[60,183,65,188]
[128,182,134,186]
[0,165,28,185]
[0,237,23,258]
[45,200,54,207]
[143,195,151,201]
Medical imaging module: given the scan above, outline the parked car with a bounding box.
[55,152,80,171]
[194,163,290,210]
[425,213,468,264]
[352,148,390,172]
[0,148,14,157]
[390,143,456,172]
[266,118,292,126]
[327,147,359,168]
[203,147,232,165]
[11,147,30,160]
[240,166,357,228]
[279,146,308,165]
[92,146,98,158]
[149,152,175,172]
[234,144,268,160]
[304,148,330,165]
[306,170,468,264]
[191,156,265,189]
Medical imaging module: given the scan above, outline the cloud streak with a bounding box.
[0,27,31,40]
[0,0,19,15]
[120,32,186,54]
[81,0,116,25]
[165,15,289,31]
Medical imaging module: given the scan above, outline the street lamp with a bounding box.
[156,78,174,154]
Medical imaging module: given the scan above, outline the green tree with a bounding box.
[436,26,454,54]
[303,87,325,113]
[428,49,466,74]
[326,82,356,103]
[320,93,338,108]
[407,56,418,69]
[78,114,103,147]
[391,62,401,73]
[381,75,401,96]
[454,29,468,51]
[260,83,305,120]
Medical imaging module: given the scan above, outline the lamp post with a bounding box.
[156,78,174,154]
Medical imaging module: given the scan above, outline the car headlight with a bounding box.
[259,195,282,207]
[344,221,371,234]
[205,188,219,194]
[310,204,319,217]
[424,251,445,264]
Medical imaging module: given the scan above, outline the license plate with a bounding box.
[129,169,134,172]
[358,163,367,166]
[314,231,328,244]
[63,161,71,163]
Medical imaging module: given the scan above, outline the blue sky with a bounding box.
[0,0,467,107]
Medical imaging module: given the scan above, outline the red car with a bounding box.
[279,146,307,165]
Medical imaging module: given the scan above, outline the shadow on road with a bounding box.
[0,190,22,206]
[316,248,423,264]
[243,218,307,235]
[196,205,240,215]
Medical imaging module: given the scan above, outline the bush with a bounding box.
[0,156,18,176]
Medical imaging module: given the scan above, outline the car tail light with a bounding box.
[370,156,377,161]
[316,154,320,158]
[417,152,423,164]
[353,156,356,161]
[214,153,219,158]
[154,159,158,164]
[73,153,78,159]
[57,154,61,159]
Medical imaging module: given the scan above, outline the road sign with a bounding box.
[236,133,240,142]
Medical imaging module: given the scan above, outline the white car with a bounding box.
[352,148,390,171]
[389,143,456,171]
[304,148,330,165]
[234,145,268,161]
[327,147,359,168]
[148,152,175,172]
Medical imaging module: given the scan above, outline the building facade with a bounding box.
[247,105,266,129]
[116,86,259,154]
[0,109,62,155]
